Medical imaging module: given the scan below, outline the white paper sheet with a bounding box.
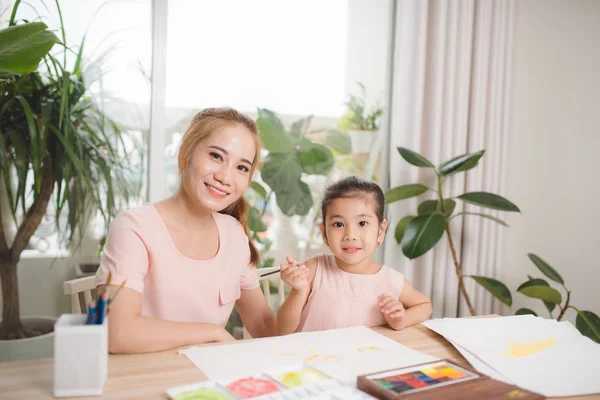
[180,326,437,386]
[422,316,600,397]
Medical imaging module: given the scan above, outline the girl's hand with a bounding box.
[379,292,406,330]
[280,256,310,292]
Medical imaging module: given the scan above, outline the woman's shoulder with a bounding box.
[214,211,247,237]
[110,203,159,231]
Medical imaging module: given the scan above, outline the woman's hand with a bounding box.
[379,292,406,330]
[280,256,309,292]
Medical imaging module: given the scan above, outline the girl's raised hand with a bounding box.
[280,256,309,292]
[379,292,406,330]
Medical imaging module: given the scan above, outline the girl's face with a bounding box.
[183,123,256,212]
[320,196,387,268]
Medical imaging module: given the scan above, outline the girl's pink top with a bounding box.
[95,204,259,327]
[297,254,405,332]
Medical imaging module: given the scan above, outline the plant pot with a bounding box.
[349,129,378,153]
[0,316,56,362]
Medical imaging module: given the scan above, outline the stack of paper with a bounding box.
[422,315,600,397]
[180,326,437,386]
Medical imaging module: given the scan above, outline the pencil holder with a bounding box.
[53,314,108,397]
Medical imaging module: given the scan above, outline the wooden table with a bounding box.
[0,324,597,399]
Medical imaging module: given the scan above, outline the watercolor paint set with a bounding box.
[357,360,545,399]
[166,363,376,400]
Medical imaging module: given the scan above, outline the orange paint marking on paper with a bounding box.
[303,354,319,362]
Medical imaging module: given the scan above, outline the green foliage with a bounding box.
[256,108,348,217]
[338,82,382,131]
[385,146,519,316]
[491,254,600,344]
[0,22,61,74]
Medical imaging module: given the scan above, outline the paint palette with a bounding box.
[264,364,329,388]
[167,364,377,400]
[359,360,479,396]
[166,380,236,400]
[218,374,282,399]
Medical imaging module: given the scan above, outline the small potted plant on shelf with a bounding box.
[338,82,383,153]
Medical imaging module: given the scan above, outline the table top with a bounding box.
[0,323,597,399]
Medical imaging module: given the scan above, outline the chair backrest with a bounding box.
[63,276,96,314]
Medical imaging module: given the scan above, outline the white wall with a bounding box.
[502,0,600,323]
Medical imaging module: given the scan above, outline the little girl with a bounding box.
[277,176,432,334]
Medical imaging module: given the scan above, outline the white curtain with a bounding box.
[383,0,515,317]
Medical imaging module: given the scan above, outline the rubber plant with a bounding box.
[384,147,519,316]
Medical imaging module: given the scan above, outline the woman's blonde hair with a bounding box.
[177,107,261,266]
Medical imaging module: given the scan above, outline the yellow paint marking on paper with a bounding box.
[280,353,292,357]
[304,354,319,362]
[324,354,343,361]
[357,345,380,352]
[309,348,317,352]
[500,337,558,358]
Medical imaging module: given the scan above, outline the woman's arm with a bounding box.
[236,287,276,338]
[106,286,234,354]
[380,280,432,330]
[276,257,317,335]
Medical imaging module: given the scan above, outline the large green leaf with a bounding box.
[516,308,537,316]
[518,286,562,304]
[438,150,485,176]
[396,147,435,168]
[275,181,313,216]
[298,142,334,175]
[394,216,415,244]
[250,181,267,199]
[418,199,456,218]
[248,206,267,233]
[576,310,600,343]
[261,153,302,191]
[289,118,304,138]
[256,108,295,153]
[467,275,512,306]
[517,278,556,313]
[453,212,509,227]
[457,192,520,212]
[323,129,352,155]
[400,213,446,259]
[527,253,564,284]
[0,22,60,74]
[384,184,429,204]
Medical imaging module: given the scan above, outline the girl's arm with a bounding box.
[381,280,432,330]
[106,286,234,354]
[276,257,317,335]
[236,287,277,338]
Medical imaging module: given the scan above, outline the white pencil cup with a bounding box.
[53,314,108,397]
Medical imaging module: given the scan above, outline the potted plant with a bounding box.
[0,1,133,361]
[338,82,383,153]
[385,147,600,342]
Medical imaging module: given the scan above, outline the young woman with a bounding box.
[96,108,276,353]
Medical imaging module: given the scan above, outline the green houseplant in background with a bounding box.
[338,82,382,153]
[0,0,133,341]
[385,147,600,343]
[247,108,351,268]
[503,253,599,343]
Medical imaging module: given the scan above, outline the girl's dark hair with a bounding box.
[321,176,385,223]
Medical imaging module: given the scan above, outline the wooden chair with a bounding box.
[63,276,96,314]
